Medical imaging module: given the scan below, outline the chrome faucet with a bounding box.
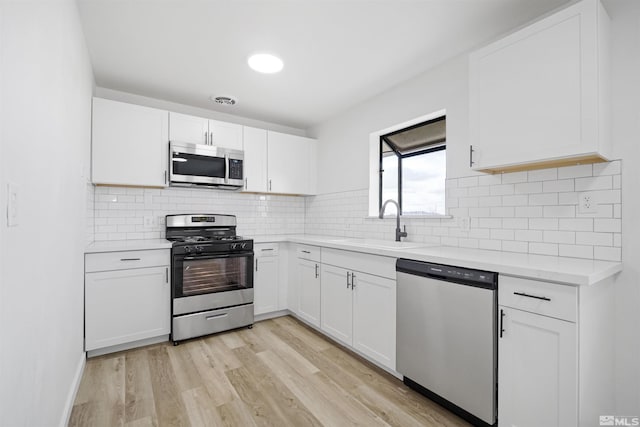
[379,199,408,242]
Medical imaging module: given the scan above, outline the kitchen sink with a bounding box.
[342,239,426,250]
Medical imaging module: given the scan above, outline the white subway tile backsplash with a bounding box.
[594,218,621,233]
[88,162,621,262]
[502,241,528,253]
[543,230,575,244]
[558,164,592,179]
[558,218,593,231]
[501,171,528,184]
[559,244,593,259]
[593,160,621,176]
[527,168,558,182]
[514,229,543,242]
[502,218,529,229]
[543,206,576,218]
[490,184,515,196]
[502,195,529,206]
[478,174,502,186]
[575,176,613,191]
[529,218,559,230]
[515,206,543,217]
[576,232,613,246]
[594,246,621,261]
[542,179,574,193]
[514,182,543,194]
[529,242,559,256]
[529,193,558,206]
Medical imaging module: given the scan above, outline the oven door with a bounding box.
[172,251,254,315]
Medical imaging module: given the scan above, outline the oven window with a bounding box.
[172,152,225,178]
[180,256,250,296]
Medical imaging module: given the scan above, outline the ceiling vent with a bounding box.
[210,95,237,106]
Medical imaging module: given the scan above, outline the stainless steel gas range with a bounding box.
[166,214,254,344]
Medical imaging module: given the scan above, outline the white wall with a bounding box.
[604,0,640,414]
[308,53,471,194]
[311,0,640,414]
[0,1,94,426]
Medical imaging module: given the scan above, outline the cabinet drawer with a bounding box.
[85,249,170,272]
[322,248,395,280]
[296,244,321,262]
[255,243,279,257]
[499,276,577,322]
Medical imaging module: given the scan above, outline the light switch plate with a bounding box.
[7,183,19,227]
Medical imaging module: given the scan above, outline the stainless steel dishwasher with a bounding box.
[396,259,497,427]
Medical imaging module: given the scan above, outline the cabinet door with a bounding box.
[498,306,577,427]
[242,126,268,192]
[208,119,243,150]
[92,98,168,187]
[320,264,353,346]
[254,252,279,316]
[267,131,315,195]
[469,1,606,171]
[85,266,170,351]
[296,258,321,327]
[353,272,396,370]
[169,111,209,145]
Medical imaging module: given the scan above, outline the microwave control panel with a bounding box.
[229,159,243,180]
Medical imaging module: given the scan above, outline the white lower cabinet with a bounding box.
[498,275,615,427]
[85,249,171,354]
[254,243,279,316]
[498,306,577,427]
[319,248,397,371]
[320,264,353,345]
[296,257,321,327]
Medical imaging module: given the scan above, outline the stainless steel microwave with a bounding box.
[169,141,244,189]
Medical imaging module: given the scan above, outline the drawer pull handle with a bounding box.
[301,250,311,254]
[514,291,551,302]
[206,313,228,320]
[120,258,141,261]
[261,248,274,252]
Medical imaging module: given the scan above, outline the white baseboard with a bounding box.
[59,351,86,427]
[254,309,289,322]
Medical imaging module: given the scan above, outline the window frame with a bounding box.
[378,118,446,216]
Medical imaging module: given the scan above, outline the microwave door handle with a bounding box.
[224,154,229,184]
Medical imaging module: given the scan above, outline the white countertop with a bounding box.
[86,235,622,286]
[85,239,173,253]
[255,234,622,286]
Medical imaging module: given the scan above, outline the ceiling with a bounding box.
[77,0,569,130]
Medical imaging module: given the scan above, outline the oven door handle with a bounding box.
[182,253,252,261]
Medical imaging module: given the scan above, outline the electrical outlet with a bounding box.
[579,192,598,213]
[143,215,156,228]
[460,217,471,232]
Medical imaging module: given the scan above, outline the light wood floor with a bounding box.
[70,316,470,427]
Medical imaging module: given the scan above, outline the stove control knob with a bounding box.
[230,243,238,250]
[184,246,192,254]
[195,246,203,254]
[241,243,248,250]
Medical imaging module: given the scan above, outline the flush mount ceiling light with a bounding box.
[210,95,238,106]
[248,53,284,74]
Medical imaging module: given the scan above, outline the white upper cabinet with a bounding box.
[242,126,268,192]
[469,0,611,173]
[169,112,242,150]
[92,97,168,187]
[267,131,317,195]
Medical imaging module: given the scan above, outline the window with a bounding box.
[379,116,446,216]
